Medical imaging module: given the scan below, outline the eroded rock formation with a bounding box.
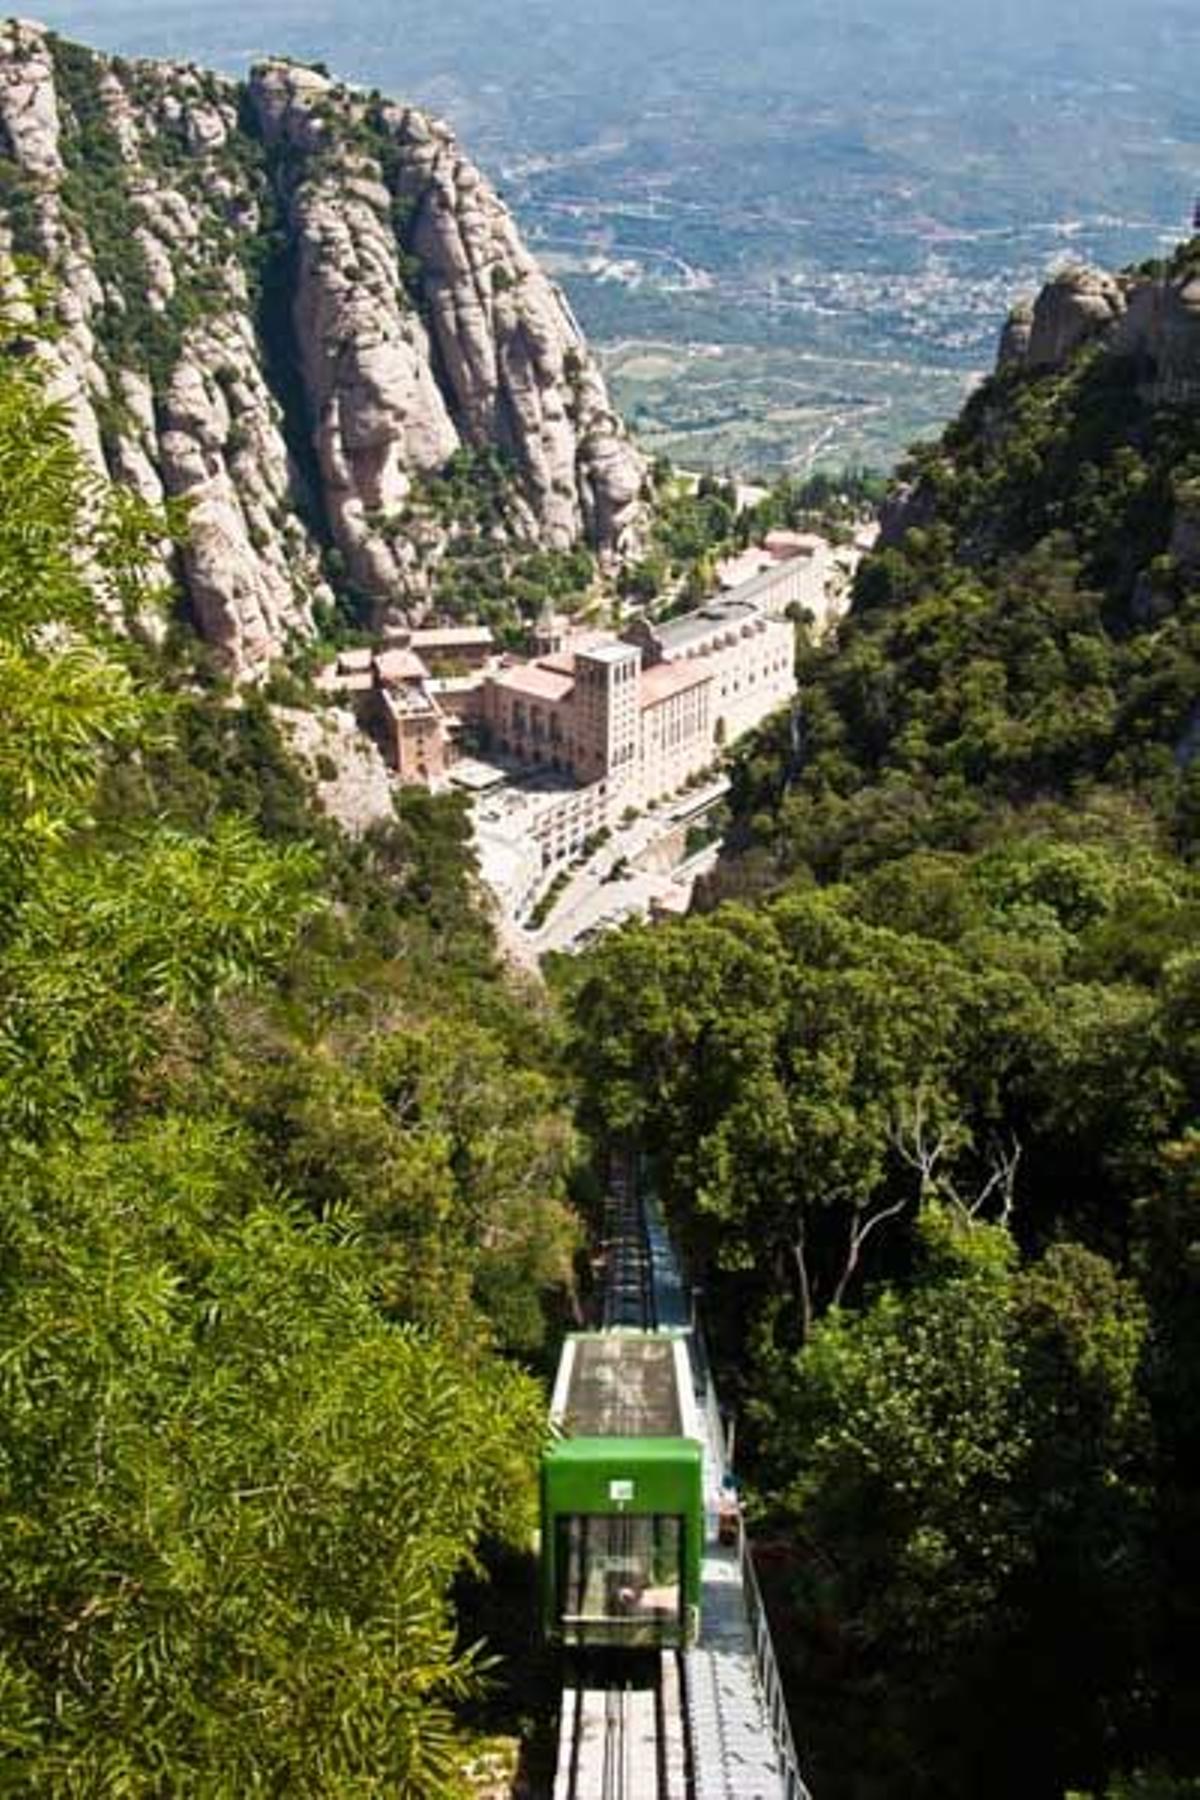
[272,703,396,836]
[999,253,1200,402]
[1022,265,1128,370]
[996,298,1034,371]
[0,20,646,675]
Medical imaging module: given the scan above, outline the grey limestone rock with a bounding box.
[996,251,1200,412]
[1113,269,1200,402]
[251,58,646,602]
[877,474,941,550]
[158,315,333,671]
[272,703,397,836]
[0,19,62,177]
[997,299,1033,370]
[1024,266,1127,371]
[0,24,647,676]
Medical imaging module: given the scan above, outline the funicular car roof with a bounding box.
[564,1334,682,1438]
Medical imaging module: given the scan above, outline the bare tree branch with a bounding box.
[962,1133,1022,1225]
[891,1090,1022,1228]
[890,1087,968,1202]
[830,1191,911,1310]
[793,1232,814,1342]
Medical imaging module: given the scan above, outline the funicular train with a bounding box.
[540,1328,706,1649]
[540,1168,808,1800]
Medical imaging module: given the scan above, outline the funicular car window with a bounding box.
[558,1515,683,1639]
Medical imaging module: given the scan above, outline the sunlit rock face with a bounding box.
[0,22,646,675]
[1000,255,1200,403]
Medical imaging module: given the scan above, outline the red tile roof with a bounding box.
[639,660,714,707]
[489,662,576,703]
[376,648,430,686]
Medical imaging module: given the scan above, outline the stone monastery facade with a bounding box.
[322,592,796,822]
[478,596,795,809]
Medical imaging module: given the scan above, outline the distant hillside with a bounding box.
[0,20,646,672]
[713,241,1200,891]
[28,0,1200,475]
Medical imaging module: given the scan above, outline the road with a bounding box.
[524,781,727,957]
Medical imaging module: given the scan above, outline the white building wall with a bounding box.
[636,676,715,807]
[706,616,795,743]
[760,549,834,619]
[529,780,614,870]
[719,544,836,621]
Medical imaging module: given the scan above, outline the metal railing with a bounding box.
[737,1518,813,1800]
[630,1151,813,1799]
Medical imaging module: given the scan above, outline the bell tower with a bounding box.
[573,643,641,790]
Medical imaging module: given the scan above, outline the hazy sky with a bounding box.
[26,0,1200,247]
[28,0,1200,112]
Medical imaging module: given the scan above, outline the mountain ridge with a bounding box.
[0,18,646,672]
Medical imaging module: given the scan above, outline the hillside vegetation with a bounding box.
[565,250,1200,1798]
[7,78,1200,1784]
[0,291,578,1793]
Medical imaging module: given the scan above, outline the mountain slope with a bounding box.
[0,277,582,1791]
[560,241,1200,1797]
[710,244,1200,893]
[0,20,646,672]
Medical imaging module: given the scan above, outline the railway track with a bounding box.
[555,1154,691,1799]
[556,1654,690,1800]
[551,1144,809,1800]
[601,1150,656,1330]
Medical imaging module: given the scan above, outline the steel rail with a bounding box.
[602,1147,656,1330]
[560,1655,689,1800]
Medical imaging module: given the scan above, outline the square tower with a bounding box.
[572,642,642,788]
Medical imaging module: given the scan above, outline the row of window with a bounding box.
[717,652,791,700]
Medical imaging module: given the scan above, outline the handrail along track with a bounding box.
[556,1144,810,1800]
[736,1518,813,1800]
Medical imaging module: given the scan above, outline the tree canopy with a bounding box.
[562,269,1200,1798]
[0,287,575,1792]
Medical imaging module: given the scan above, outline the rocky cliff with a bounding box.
[0,20,646,673]
[998,249,1200,396]
[880,241,1200,556]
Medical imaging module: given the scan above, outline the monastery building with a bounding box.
[478,595,794,809]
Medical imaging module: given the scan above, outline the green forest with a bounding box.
[565,265,1200,1797]
[0,291,578,1792]
[5,204,1200,1799]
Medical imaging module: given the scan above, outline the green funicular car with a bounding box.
[541,1331,705,1649]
